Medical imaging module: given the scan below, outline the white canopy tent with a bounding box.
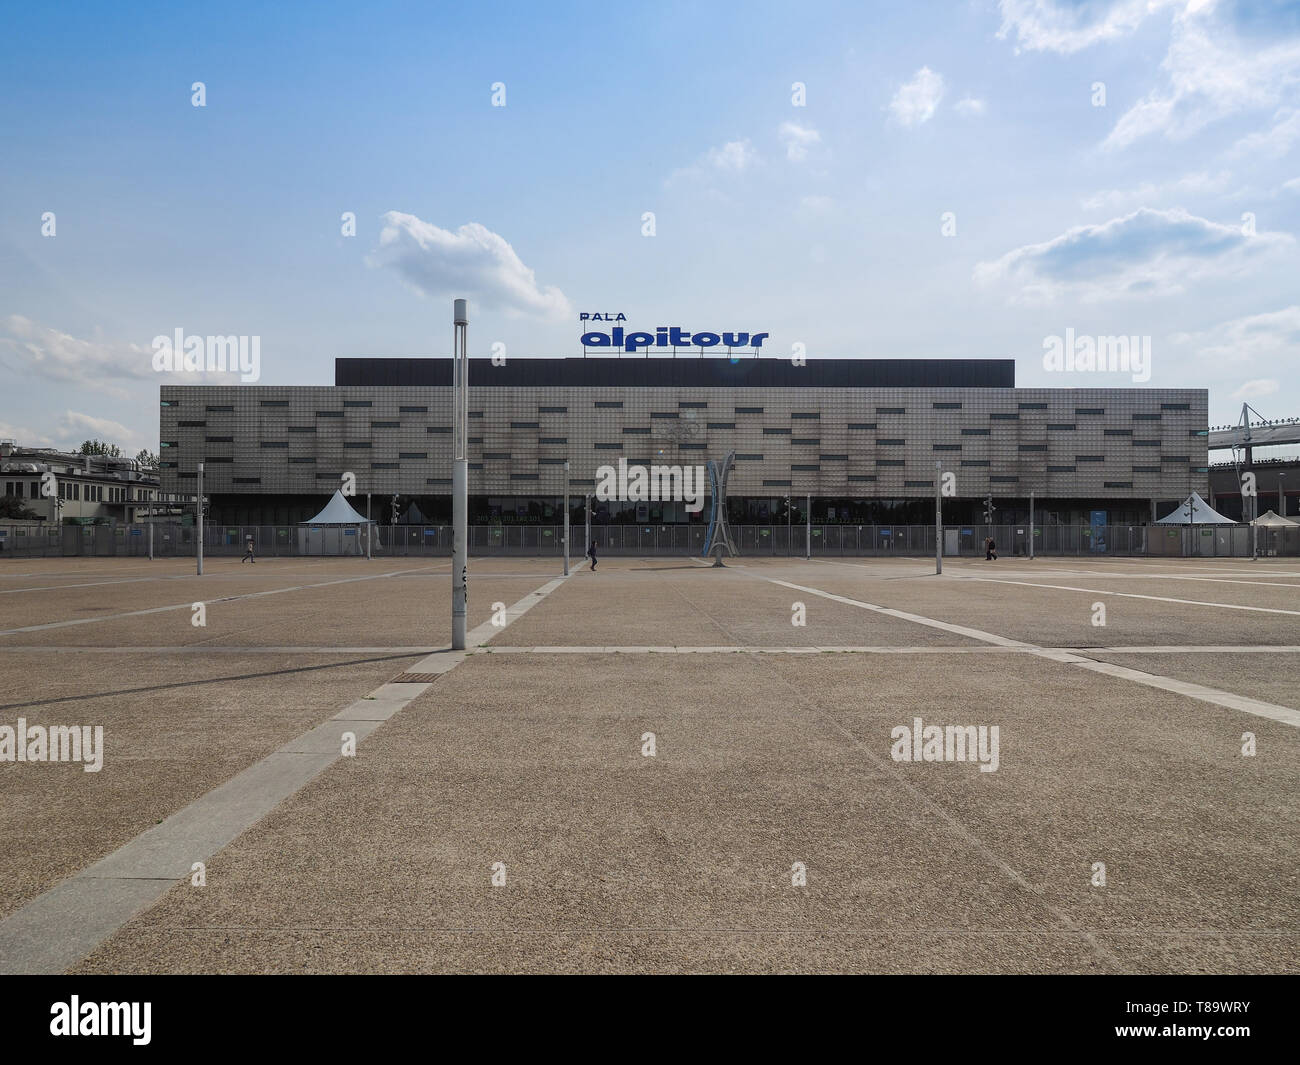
[398,500,428,525]
[298,490,375,555]
[1251,509,1298,527]
[301,490,372,525]
[1155,492,1237,525]
[1251,508,1299,558]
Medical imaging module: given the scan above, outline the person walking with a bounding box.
[587,540,597,571]
[242,536,256,564]
[984,536,997,561]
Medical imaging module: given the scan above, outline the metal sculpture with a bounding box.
[701,450,738,565]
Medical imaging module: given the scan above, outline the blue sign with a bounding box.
[1089,509,1108,553]
[581,325,769,352]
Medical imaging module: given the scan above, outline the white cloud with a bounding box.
[0,315,155,399]
[779,122,822,161]
[705,139,757,172]
[996,0,1162,54]
[1283,177,1300,193]
[0,420,53,448]
[974,207,1293,302]
[0,316,262,397]
[369,213,571,320]
[1229,108,1300,160]
[57,411,148,453]
[996,3,1300,152]
[1081,170,1233,211]
[796,195,835,219]
[1231,378,1280,400]
[1103,5,1300,151]
[666,138,759,185]
[888,67,945,127]
[0,411,153,455]
[1171,304,1300,366]
[954,96,987,117]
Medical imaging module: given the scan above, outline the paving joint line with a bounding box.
[743,571,1300,729]
[649,564,1122,971]
[466,644,1300,655]
[0,565,577,975]
[0,565,449,637]
[966,577,1300,616]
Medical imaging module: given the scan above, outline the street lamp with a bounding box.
[934,460,942,575]
[196,461,204,576]
[451,298,468,650]
[563,460,570,576]
[1029,490,1035,561]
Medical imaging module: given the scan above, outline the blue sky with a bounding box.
[1,0,1298,456]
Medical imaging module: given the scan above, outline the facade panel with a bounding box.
[159,359,1209,524]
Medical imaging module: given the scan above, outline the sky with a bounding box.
[1,0,1298,458]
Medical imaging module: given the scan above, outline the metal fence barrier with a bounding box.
[3,522,1298,559]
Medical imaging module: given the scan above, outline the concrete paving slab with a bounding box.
[1085,651,1300,710]
[0,563,570,971]
[0,876,173,977]
[0,651,421,920]
[3,555,1295,974]
[72,649,1298,974]
[492,563,984,648]
[780,571,1300,649]
[78,751,344,881]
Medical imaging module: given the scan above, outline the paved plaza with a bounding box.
[0,553,1296,973]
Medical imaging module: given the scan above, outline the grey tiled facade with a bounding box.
[159,362,1209,514]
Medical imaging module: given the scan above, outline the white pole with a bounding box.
[563,460,570,576]
[584,494,590,561]
[366,492,372,560]
[196,461,204,576]
[934,461,942,575]
[1029,490,1034,561]
[805,494,811,560]
[452,299,469,650]
[1279,475,1287,560]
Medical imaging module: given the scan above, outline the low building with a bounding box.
[158,356,1209,530]
[0,441,187,524]
[1208,456,1299,521]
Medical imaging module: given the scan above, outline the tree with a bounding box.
[0,497,39,520]
[79,440,122,457]
[135,448,159,468]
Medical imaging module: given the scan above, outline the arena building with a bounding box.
[157,355,1209,530]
